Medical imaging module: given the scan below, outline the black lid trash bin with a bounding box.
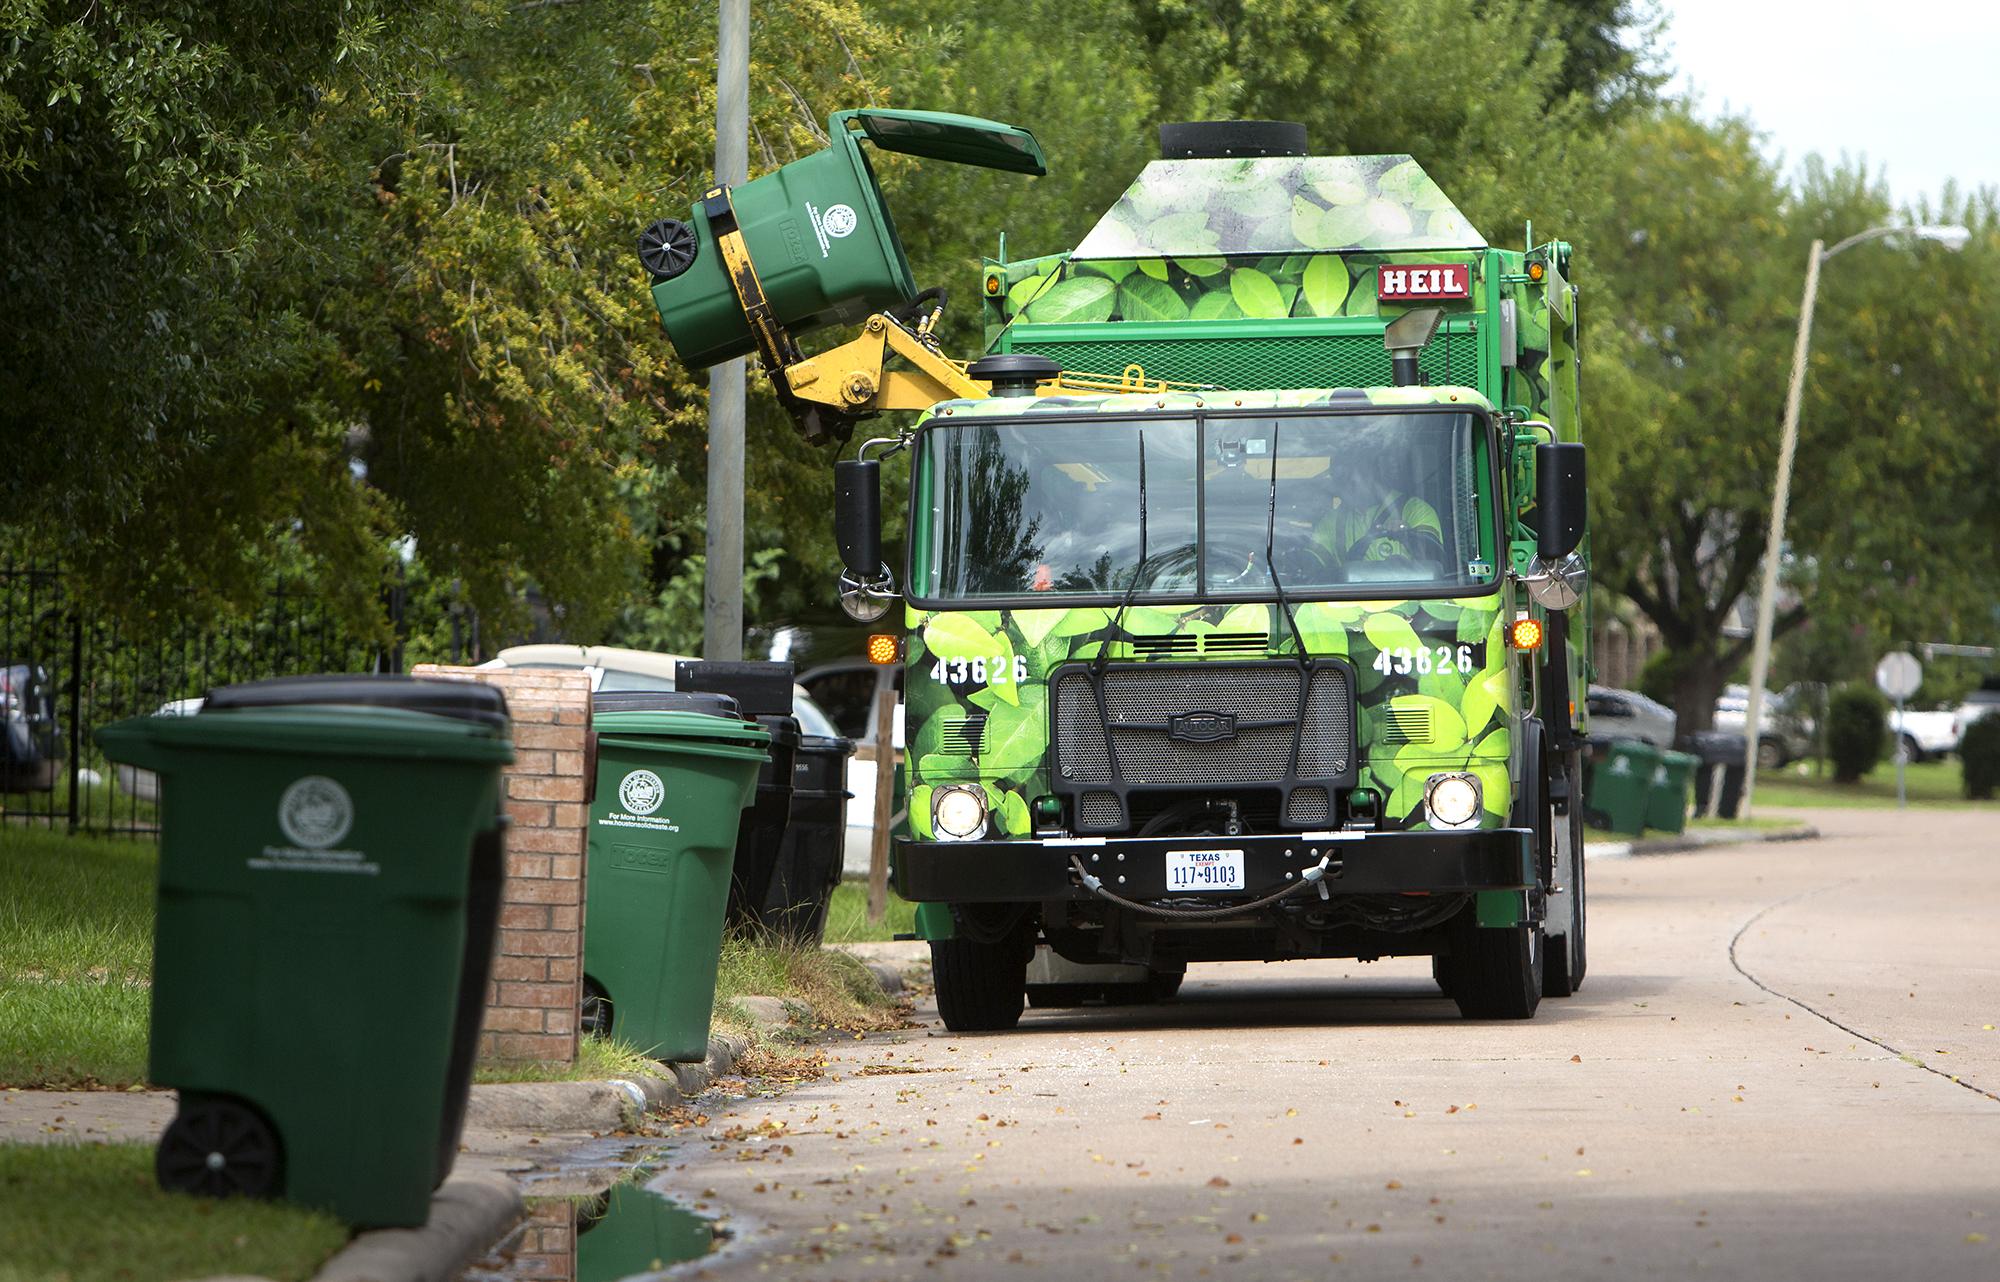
[95,674,512,1227]
[762,733,857,945]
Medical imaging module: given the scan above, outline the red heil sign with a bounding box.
[1377,264,1470,301]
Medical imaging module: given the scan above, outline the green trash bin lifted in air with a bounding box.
[1645,748,1699,835]
[582,691,771,1062]
[96,676,514,1228]
[646,109,1047,369]
[1585,739,1661,837]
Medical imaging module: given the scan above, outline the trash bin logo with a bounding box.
[619,769,666,816]
[823,203,858,238]
[278,775,354,849]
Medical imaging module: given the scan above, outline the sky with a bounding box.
[1659,0,2000,210]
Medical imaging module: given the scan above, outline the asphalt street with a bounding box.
[664,807,2000,1281]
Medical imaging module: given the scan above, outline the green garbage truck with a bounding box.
[642,116,1594,1028]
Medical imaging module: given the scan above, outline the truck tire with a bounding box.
[1450,910,1544,1019]
[1452,724,1548,1020]
[932,934,1029,1032]
[1431,953,1458,997]
[1543,746,1587,997]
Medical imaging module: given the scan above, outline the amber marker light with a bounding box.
[1528,261,1546,282]
[1509,617,1545,651]
[985,273,1003,295]
[867,634,903,665]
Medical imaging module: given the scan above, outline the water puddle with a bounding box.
[466,1174,720,1281]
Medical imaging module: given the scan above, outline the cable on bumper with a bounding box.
[1068,852,1339,920]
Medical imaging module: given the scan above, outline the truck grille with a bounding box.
[1052,659,1357,832]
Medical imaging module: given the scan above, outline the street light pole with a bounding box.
[1738,224,1970,817]
[1738,241,1821,818]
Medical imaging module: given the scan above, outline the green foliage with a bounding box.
[1635,647,1692,707]
[1960,714,2000,801]
[1824,683,1888,784]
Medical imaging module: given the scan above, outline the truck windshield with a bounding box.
[916,411,1493,601]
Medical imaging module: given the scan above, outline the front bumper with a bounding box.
[894,828,1533,904]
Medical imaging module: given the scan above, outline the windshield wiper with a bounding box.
[1098,431,1152,676]
[1262,425,1309,657]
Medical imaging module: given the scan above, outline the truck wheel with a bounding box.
[932,933,1029,1032]
[1757,737,1786,770]
[1895,734,1923,765]
[1449,912,1544,1020]
[1453,724,1548,1019]
[1543,747,1587,997]
[1431,953,1458,997]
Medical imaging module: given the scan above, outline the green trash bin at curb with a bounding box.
[1645,748,1699,835]
[583,692,771,1062]
[95,675,513,1228]
[648,109,1047,369]
[1585,739,1660,836]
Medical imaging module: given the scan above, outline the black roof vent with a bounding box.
[1159,120,1307,160]
[967,353,1060,397]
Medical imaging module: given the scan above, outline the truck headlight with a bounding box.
[1424,772,1482,829]
[932,784,989,841]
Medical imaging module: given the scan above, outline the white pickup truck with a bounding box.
[1890,708,1959,763]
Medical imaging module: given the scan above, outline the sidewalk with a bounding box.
[1585,820,1819,860]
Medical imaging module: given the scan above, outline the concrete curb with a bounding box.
[303,949,909,1282]
[1585,822,1819,861]
[309,1173,522,1282]
[461,1033,748,1134]
[305,1034,748,1282]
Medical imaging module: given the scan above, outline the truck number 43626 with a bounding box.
[930,655,1031,686]
[1372,645,1477,676]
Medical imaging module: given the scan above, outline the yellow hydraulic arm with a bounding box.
[706,185,1186,445]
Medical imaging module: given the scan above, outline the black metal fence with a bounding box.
[0,562,481,837]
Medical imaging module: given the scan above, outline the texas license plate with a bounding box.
[1165,848,1245,892]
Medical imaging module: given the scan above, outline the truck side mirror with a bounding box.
[1535,441,1587,559]
[834,457,897,622]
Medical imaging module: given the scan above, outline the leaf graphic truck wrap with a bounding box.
[904,593,1515,841]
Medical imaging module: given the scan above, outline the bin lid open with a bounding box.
[832,109,1047,177]
[202,675,509,732]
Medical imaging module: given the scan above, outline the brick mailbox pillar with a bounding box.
[412,664,590,1066]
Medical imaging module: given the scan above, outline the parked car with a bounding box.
[478,645,872,865]
[1950,675,2000,749]
[1585,685,1677,749]
[1713,684,1812,769]
[1889,708,1959,764]
[0,662,61,792]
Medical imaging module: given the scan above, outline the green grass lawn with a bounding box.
[0,1142,349,1282]
[822,879,918,944]
[0,828,155,1088]
[1752,758,2000,810]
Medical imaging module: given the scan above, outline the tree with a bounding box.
[1575,105,2000,732]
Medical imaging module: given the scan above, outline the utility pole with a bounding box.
[705,0,749,660]
[1739,223,1967,817]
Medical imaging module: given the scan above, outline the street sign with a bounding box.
[1875,651,1922,701]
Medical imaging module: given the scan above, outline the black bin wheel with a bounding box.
[638,219,699,281]
[156,1095,282,1199]
[581,977,613,1040]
